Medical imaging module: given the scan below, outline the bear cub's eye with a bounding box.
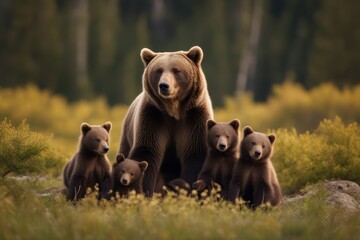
[226,135,230,139]
[262,144,265,148]
[251,141,256,145]
[215,134,220,138]
[131,173,134,176]
[121,170,125,173]
[96,138,101,142]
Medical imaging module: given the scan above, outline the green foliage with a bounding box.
[0,178,359,240]
[217,81,360,132]
[274,117,360,194]
[0,119,66,177]
[0,85,128,159]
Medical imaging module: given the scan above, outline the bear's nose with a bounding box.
[254,151,261,157]
[159,83,169,91]
[121,179,128,185]
[218,143,227,151]
[103,147,109,153]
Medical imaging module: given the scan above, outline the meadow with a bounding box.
[1,82,360,239]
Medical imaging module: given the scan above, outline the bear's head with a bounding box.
[207,119,240,152]
[113,153,148,186]
[80,122,111,155]
[241,126,276,161]
[140,46,206,119]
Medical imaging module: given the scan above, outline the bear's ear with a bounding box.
[113,153,125,168]
[102,121,112,133]
[207,119,217,130]
[243,126,253,137]
[141,48,157,67]
[229,119,240,131]
[268,134,276,145]
[139,161,148,172]
[186,46,203,66]
[81,123,91,135]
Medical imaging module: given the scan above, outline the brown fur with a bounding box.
[112,153,148,197]
[118,46,214,196]
[229,126,282,207]
[63,122,112,202]
[193,119,240,198]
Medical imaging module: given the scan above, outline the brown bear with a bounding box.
[112,153,148,197]
[228,126,282,208]
[118,46,214,196]
[63,122,112,202]
[193,119,240,198]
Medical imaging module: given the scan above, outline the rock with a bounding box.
[283,180,360,214]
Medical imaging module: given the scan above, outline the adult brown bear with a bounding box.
[118,46,214,196]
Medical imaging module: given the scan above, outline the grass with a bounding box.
[1,177,359,240]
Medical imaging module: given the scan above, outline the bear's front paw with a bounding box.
[192,179,207,191]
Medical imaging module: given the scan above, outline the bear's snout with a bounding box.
[250,145,263,160]
[217,136,228,152]
[103,147,109,153]
[120,174,130,186]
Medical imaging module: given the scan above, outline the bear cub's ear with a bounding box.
[207,119,217,130]
[229,119,240,131]
[243,126,254,137]
[141,48,157,67]
[139,161,148,172]
[81,123,92,135]
[268,134,276,145]
[113,153,126,168]
[102,121,112,133]
[186,46,203,66]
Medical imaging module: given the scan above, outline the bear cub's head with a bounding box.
[80,122,111,155]
[241,126,276,161]
[207,119,240,152]
[113,153,148,186]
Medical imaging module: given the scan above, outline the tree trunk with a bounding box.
[72,0,92,98]
[236,0,264,93]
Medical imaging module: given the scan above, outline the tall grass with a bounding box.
[0,178,359,240]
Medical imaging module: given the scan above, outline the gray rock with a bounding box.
[283,180,360,214]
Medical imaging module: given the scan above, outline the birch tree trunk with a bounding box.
[236,0,264,93]
[72,0,92,98]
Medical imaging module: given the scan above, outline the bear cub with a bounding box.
[229,126,282,207]
[193,119,240,198]
[63,122,112,202]
[112,153,148,197]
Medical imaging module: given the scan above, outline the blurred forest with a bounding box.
[0,0,359,107]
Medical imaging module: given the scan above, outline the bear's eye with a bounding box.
[121,170,125,173]
[131,173,134,176]
[226,135,230,139]
[96,138,101,142]
[262,144,265,148]
[251,141,256,145]
[215,134,220,138]
[172,68,181,74]
[156,68,163,74]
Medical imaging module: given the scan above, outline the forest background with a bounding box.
[1,0,359,107]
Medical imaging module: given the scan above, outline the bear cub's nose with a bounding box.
[218,143,227,151]
[121,179,128,185]
[103,147,109,153]
[254,150,261,157]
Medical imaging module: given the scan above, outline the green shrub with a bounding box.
[274,117,360,194]
[217,81,360,132]
[0,119,66,177]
